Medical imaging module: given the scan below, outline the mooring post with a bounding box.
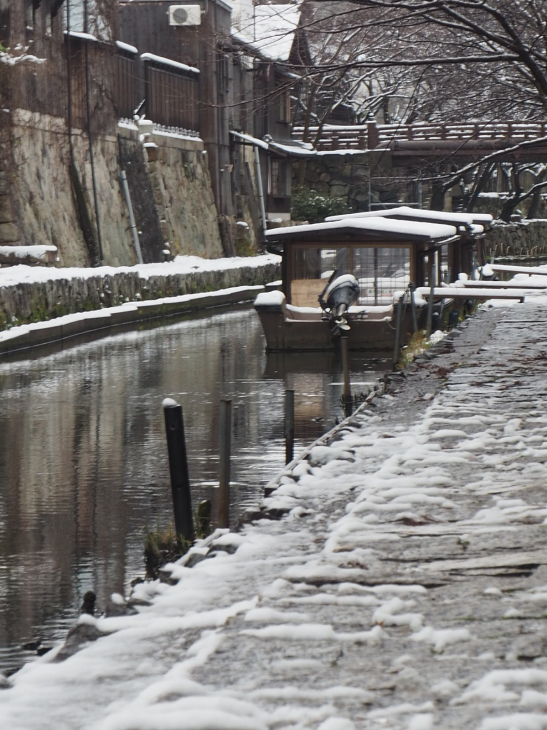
[218,399,232,528]
[341,336,352,417]
[410,282,418,333]
[393,292,405,369]
[163,400,194,544]
[284,389,295,465]
[426,251,437,337]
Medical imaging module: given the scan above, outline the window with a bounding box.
[25,0,34,29]
[278,89,290,122]
[291,244,411,306]
[294,247,350,280]
[353,246,410,305]
[270,160,281,197]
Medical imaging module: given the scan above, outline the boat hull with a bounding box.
[255,300,417,352]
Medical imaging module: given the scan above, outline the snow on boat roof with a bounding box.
[265,217,458,241]
[326,206,492,226]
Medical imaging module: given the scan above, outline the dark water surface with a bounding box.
[0,306,388,673]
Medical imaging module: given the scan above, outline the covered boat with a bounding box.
[255,210,491,352]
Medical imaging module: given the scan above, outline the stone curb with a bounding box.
[0,285,268,357]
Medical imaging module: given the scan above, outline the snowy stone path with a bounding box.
[3,300,547,729]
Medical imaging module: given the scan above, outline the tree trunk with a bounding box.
[430,180,445,211]
[466,163,495,213]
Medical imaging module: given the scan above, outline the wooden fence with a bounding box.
[142,55,199,133]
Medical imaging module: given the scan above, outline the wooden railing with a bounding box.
[292,122,547,151]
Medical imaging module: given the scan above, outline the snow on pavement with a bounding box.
[2,300,547,728]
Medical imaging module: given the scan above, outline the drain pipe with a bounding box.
[84,0,103,263]
[253,145,268,237]
[117,135,143,264]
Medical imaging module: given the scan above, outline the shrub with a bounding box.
[291,186,350,223]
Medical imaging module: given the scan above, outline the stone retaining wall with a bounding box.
[3,111,226,266]
[484,220,547,259]
[0,260,280,329]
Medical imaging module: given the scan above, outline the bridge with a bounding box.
[292,121,547,164]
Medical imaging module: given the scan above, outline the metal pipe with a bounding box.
[163,402,195,543]
[117,135,143,264]
[253,145,267,237]
[84,0,103,263]
[120,170,143,264]
[218,399,232,528]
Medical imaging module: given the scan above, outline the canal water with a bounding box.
[0,305,389,674]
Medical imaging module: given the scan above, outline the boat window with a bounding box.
[292,247,350,307]
[353,247,410,305]
[293,247,350,280]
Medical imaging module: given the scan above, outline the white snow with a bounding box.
[0,254,280,289]
[162,398,179,408]
[116,40,138,55]
[140,53,199,75]
[326,205,492,226]
[265,217,458,241]
[0,245,56,259]
[254,290,285,307]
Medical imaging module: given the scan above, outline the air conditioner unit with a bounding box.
[169,5,201,26]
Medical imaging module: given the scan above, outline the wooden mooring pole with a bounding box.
[285,389,295,465]
[426,251,438,337]
[163,400,195,544]
[218,399,232,528]
[341,336,352,417]
[393,292,407,369]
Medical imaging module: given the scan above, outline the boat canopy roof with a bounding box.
[265,216,459,250]
[325,206,492,229]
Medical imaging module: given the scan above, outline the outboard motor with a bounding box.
[319,272,360,334]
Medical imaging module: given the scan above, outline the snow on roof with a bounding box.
[230,131,315,157]
[326,206,493,225]
[140,53,199,75]
[265,217,458,240]
[238,4,302,61]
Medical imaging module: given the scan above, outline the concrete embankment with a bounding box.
[0,255,280,355]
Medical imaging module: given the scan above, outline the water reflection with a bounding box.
[0,306,387,673]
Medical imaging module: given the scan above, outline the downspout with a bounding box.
[117,135,143,264]
[84,0,103,262]
[66,0,74,164]
[253,145,267,237]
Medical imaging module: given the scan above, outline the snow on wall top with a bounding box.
[237,4,301,61]
[326,206,493,226]
[265,217,458,241]
[0,255,280,290]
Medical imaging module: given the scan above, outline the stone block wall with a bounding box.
[485,221,547,259]
[0,260,280,328]
[1,111,225,266]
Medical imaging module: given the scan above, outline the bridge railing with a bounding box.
[292,122,547,151]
